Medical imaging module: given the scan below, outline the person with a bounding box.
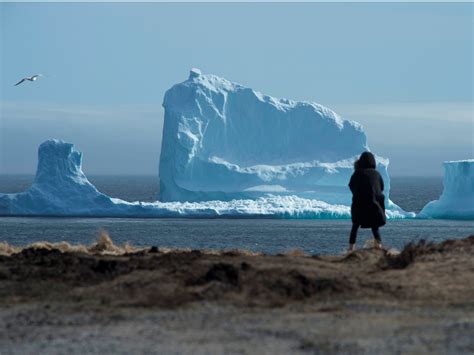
[348,151,386,251]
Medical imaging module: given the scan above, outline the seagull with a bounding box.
[14,74,43,86]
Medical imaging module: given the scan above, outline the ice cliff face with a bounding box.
[160,70,397,206]
[418,160,474,219]
[0,140,412,218]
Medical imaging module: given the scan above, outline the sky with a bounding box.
[0,2,472,177]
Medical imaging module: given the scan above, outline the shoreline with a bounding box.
[1,235,473,353]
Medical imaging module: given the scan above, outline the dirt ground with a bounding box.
[0,235,473,354]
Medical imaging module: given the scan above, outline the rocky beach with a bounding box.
[0,234,473,354]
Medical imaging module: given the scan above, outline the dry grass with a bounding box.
[0,241,20,256]
[0,231,265,258]
[0,230,142,256]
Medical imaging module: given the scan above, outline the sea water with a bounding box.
[0,175,472,255]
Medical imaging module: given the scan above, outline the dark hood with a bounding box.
[358,151,376,169]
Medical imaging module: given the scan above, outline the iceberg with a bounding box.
[0,139,411,218]
[418,160,474,220]
[160,69,403,211]
[0,70,415,218]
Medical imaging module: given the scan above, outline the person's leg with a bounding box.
[348,224,359,251]
[371,227,383,249]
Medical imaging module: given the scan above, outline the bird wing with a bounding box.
[14,78,26,86]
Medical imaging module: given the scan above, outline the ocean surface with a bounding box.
[1,175,472,255]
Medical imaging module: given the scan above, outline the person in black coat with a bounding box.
[348,151,386,251]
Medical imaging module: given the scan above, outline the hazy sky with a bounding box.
[1,2,472,176]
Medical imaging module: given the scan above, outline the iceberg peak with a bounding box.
[35,139,85,185]
[189,67,202,79]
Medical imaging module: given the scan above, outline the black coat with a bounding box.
[349,168,386,228]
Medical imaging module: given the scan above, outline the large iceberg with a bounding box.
[160,69,401,210]
[0,140,411,218]
[418,160,474,220]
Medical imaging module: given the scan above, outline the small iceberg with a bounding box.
[418,160,474,220]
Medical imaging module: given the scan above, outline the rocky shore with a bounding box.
[0,235,473,354]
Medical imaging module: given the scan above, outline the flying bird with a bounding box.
[14,74,43,86]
